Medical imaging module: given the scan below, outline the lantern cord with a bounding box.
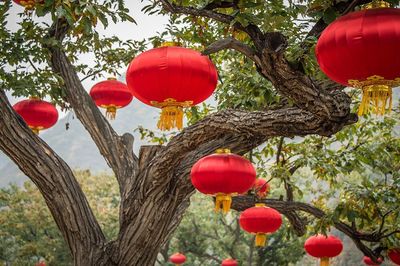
[157,105,184,131]
[215,194,232,214]
[320,257,330,266]
[358,85,392,116]
[106,106,117,120]
[255,233,267,247]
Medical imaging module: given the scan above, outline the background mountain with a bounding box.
[0,99,159,187]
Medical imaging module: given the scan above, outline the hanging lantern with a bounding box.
[388,249,400,265]
[239,203,282,247]
[126,46,218,130]
[363,256,383,265]
[169,253,186,266]
[191,149,256,214]
[13,97,58,134]
[252,178,270,198]
[221,258,238,266]
[35,262,46,266]
[316,2,400,116]
[89,77,133,120]
[304,234,343,266]
[13,0,43,9]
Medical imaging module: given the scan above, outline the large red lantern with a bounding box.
[304,234,343,266]
[388,249,400,265]
[316,3,400,116]
[221,258,238,266]
[13,0,43,9]
[239,203,282,247]
[169,253,186,266]
[191,149,256,213]
[89,78,133,119]
[363,256,383,265]
[126,46,218,130]
[13,98,58,134]
[252,178,270,198]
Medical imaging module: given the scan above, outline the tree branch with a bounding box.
[46,19,138,197]
[0,89,106,264]
[202,37,256,60]
[231,196,387,261]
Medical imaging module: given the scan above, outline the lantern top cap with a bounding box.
[362,0,391,9]
[29,96,41,100]
[107,76,117,80]
[215,148,231,154]
[160,41,182,47]
[255,203,266,207]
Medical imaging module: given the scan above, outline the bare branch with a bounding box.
[202,37,256,60]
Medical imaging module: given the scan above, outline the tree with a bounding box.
[0,0,398,265]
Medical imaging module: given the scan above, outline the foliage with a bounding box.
[0,170,119,265]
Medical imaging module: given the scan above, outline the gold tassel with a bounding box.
[320,257,330,266]
[255,233,267,247]
[157,105,184,131]
[358,85,392,116]
[215,194,232,214]
[29,126,42,135]
[106,106,117,120]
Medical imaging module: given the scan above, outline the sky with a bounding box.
[6,1,168,111]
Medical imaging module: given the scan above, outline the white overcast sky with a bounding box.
[6,1,168,109]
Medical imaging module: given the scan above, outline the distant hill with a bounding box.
[0,99,159,187]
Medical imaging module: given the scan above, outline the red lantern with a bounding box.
[252,178,270,198]
[169,253,186,266]
[191,149,256,213]
[304,234,343,266]
[89,77,133,119]
[13,0,43,9]
[239,203,282,247]
[35,262,46,266]
[316,4,400,115]
[126,46,218,130]
[13,98,58,134]
[363,256,383,265]
[388,249,400,265]
[221,258,238,266]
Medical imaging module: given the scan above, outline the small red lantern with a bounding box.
[191,149,256,213]
[89,77,133,120]
[221,258,238,266]
[126,46,218,130]
[13,98,58,134]
[169,252,186,266]
[304,234,343,266]
[13,0,43,9]
[239,203,282,247]
[363,256,383,265]
[252,178,270,198]
[316,4,400,115]
[35,261,46,266]
[388,249,400,265]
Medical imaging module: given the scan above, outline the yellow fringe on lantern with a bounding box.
[158,105,184,131]
[358,85,392,116]
[150,98,193,131]
[106,106,117,120]
[215,194,232,214]
[320,257,330,266]
[20,0,36,9]
[255,233,267,247]
[29,126,43,135]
